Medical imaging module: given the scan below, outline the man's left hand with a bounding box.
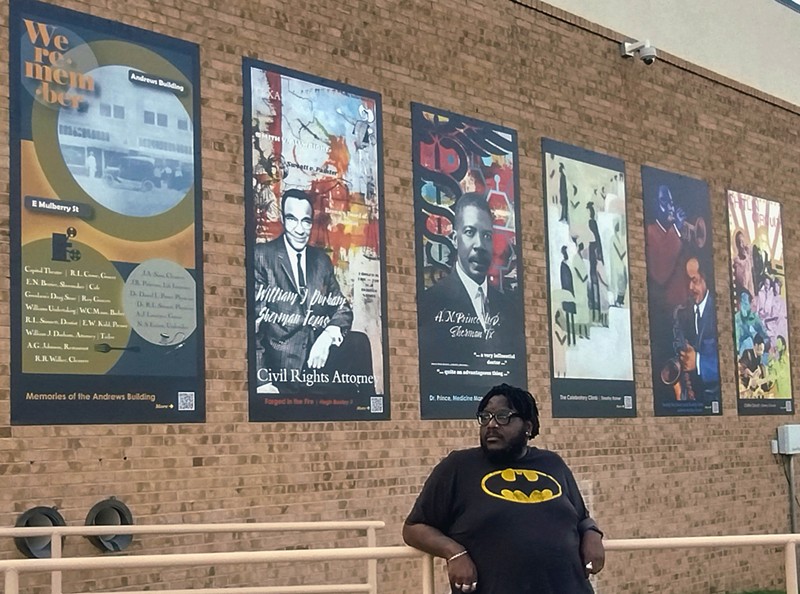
[580,530,605,577]
[307,332,334,369]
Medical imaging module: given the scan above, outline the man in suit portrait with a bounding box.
[676,256,720,403]
[419,192,514,352]
[253,188,353,393]
[739,333,771,397]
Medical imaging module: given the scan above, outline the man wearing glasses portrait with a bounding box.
[404,383,605,594]
[253,188,353,393]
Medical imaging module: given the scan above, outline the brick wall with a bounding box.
[1,0,799,592]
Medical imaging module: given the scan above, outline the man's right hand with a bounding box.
[679,341,697,372]
[448,553,478,593]
[402,523,477,592]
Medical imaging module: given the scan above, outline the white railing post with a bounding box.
[6,567,20,594]
[366,527,377,594]
[786,540,798,594]
[50,526,62,594]
[421,553,435,594]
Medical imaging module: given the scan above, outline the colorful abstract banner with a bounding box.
[244,60,388,422]
[10,0,204,424]
[642,167,720,416]
[542,140,635,417]
[413,104,527,419]
[727,191,793,415]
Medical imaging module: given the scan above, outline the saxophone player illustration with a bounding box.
[667,256,720,403]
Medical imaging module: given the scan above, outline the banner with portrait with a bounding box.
[244,59,388,422]
[413,104,527,419]
[642,167,720,416]
[10,0,204,424]
[542,140,635,417]
[727,191,793,415]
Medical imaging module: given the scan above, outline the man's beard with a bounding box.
[480,432,529,465]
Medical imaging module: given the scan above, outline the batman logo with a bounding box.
[480,468,562,504]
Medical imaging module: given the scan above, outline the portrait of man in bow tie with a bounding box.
[412,106,528,419]
[419,192,513,346]
[252,188,353,393]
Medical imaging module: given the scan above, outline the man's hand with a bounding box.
[307,327,343,369]
[740,363,753,380]
[307,332,334,369]
[447,553,479,593]
[674,206,687,230]
[402,523,477,593]
[580,530,605,577]
[679,342,697,372]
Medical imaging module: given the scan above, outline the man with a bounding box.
[768,335,791,398]
[611,220,628,306]
[731,230,755,299]
[751,236,775,295]
[86,150,97,178]
[734,289,766,356]
[419,192,512,346]
[586,202,603,323]
[571,240,590,340]
[646,184,687,310]
[559,245,576,345]
[253,188,353,392]
[558,162,568,222]
[404,384,605,594]
[676,256,720,403]
[759,277,788,348]
[739,334,770,397]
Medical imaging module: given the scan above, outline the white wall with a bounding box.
[543,0,800,107]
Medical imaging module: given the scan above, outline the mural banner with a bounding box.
[542,139,635,418]
[727,191,793,415]
[642,166,720,416]
[413,104,527,419]
[10,0,204,424]
[244,59,388,422]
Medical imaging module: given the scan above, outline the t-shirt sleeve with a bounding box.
[405,453,458,532]
[560,457,600,534]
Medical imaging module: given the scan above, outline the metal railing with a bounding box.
[2,525,800,594]
[605,534,800,592]
[0,521,436,594]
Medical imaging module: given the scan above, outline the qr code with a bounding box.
[178,391,195,411]
[370,396,383,414]
[623,396,633,409]
[712,401,720,414]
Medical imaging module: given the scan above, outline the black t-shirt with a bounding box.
[406,447,595,594]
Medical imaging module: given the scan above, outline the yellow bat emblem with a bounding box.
[480,468,562,503]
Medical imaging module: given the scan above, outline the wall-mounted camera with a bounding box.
[620,39,658,65]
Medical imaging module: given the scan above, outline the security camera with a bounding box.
[638,45,657,65]
[620,39,658,65]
